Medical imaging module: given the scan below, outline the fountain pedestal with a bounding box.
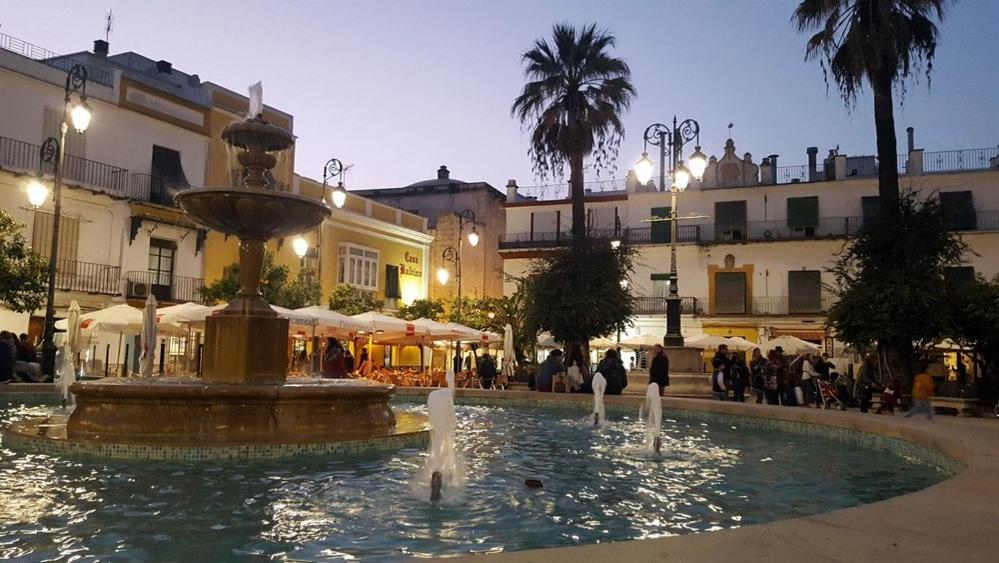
[202,314,289,384]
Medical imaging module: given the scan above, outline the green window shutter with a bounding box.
[715,272,746,314]
[385,265,401,298]
[861,196,881,224]
[714,201,747,241]
[651,207,670,243]
[787,196,819,229]
[788,270,822,313]
[940,191,976,231]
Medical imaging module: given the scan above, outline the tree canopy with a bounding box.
[0,210,48,313]
[328,284,378,316]
[200,251,321,309]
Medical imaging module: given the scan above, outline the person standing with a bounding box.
[596,349,628,395]
[801,353,820,407]
[855,354,877,413]
[322,337,347,379]
[566,344,589,392]
[732,354,750,403]
[905,364,935,420]
[648,344,669,397]
[764,351,781,405]
[343,348,355,374]
[0,331,16,383]
[711,344,731,400]
[535,349,564,393]
[750,348,768,404]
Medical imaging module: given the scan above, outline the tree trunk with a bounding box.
[881,341,914,390]
[569,152,586,242]
[872,71,900,219]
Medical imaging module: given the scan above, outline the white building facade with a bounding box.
[501,136,999,356]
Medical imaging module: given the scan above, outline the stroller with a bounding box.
[816,378,843,410]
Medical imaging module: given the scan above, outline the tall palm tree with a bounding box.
[512,23,635,241]
[793,0,947,218]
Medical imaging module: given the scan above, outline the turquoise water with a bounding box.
[0,396,947,561]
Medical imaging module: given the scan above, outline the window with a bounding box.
[32,211,79,265]
[787,196,819,235]
[651,273,670,297]
[338,243,379,291]
[148,238,175,301]
[385,265,401,299]
[715,272,747,314]
[788,270,822,313]
[715,201,747,241]
[940,191,976,231]
[651,207,671,243]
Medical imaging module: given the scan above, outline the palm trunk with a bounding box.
[873,71,900,219]
[569,152,586,242]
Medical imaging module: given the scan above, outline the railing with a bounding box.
[54,260,121,295]
[922,148,999,173]
[0,136,132,199]
[516,178,627,202]
[751,295,830,315]
[776,163,829,184]
[0,32,114,87]
[632,296,702,316]
[124,271,204,303]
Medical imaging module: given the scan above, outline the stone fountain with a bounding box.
[4,86,424,456]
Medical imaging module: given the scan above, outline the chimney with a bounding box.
[156,60,173,74]
[806,147,818,182]
[768,154,779,185]
[93,39,109,57]
[437,165,450,180]
[505,179,519,201]
[906,127,915,153]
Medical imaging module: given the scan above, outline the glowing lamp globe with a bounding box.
[331,183,347,209]
[70,100,92,133]
[436,267,450,286]
[26,179,49,208]
[673,161,691,192]
[688,146,708,180]
[634,152,654,185]
[292,236,309,259]
[467,229,480,248]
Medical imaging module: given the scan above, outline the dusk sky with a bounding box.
[3,0,997,191]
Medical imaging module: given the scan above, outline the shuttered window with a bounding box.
[715,272,746,314]
[940,191,976,231]
[788,270,822,313]
[787,196,819,229]
[715,201,747,241]
[651,207,670,243]
[385,265,401,298]
[32,211,79,265]
[861,196,881,225]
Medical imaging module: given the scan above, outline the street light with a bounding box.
[28,65,90,377]
[635,116,705,348]
[436,266,450,286]
[323,158,348,209]
[292,236,309,260]
[467,227,480,248]
[439,245,462,320]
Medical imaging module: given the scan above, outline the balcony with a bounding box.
[1,32,115,87]
[124,271,204,303]
[53,260,121,295]
[632,296,703,316]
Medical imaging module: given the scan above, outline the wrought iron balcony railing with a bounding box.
[0,136,131,199]
[632,296,703,316]
[123,271,204,303]
[54,259,121,295]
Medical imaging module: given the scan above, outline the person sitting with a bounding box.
[478,352,497,389]
[0,331,16,384]
[535,349,564,393]
[343,349,355,374]
[597,349,628,395]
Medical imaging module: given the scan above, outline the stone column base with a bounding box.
[665,346,704,373]
[203,314,289,384]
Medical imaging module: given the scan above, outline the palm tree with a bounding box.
[512,23,635,241]
[793,0,947,218]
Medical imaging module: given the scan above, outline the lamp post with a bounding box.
[634,117,707,347]
[323,158,348,210]
[27,64,92,377]
[438,245,461,319]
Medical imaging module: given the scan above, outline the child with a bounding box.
[877,378,900,415]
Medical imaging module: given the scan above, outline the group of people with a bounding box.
[0,331,40,383]
[711,344,840,408]
[534,343,667,396]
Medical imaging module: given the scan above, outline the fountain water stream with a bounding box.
[591,372,606,426]
[420,388,463,503]
[644,383,663,456]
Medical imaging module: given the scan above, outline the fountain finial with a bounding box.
[248,81,263,118]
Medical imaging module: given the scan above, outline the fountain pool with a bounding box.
[0,395,951,561]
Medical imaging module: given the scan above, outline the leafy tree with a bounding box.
[512,23,635,241]
[201,251,289,305]
[949,276,999,402]
[489,282,538,365]
[523,243,635,345]
[794,0,947,218]
[826,192,967,385]
[397,298,445,321]
[442,296,495,330]
[328,284,378,316]
[0,210,47,313]
[278,268,322,309]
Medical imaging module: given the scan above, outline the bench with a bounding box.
[930,396,980,417]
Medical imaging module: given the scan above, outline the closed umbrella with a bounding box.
[139,293,157,377]
[66,300,83,377]
[501,323,515,387]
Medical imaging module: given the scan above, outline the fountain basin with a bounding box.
[61,378,401,446]
[174,187,330,240]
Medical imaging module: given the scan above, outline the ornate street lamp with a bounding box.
[634,116,706,347]
[28,65,91,377]
[438,245,461,320]
[323,158,348,209]
[292,235,309,260]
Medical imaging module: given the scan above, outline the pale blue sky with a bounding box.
[2,0,996,190]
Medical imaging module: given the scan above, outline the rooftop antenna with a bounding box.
[727,122,734,138]
[104,9,114,42]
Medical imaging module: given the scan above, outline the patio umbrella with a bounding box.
[619,334,662,349]
[501,323,515,386]
[139,293,157,377]
[760,335,821,355]
[726,336,757,351]
[66,300,83,376]
[294,306,373,335]
[156,302,213,325]
[684,333,733,350]
[56,303,144,334]
[589,337,617,349]
[537,333,559,348]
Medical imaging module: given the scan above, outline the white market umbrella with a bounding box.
[294,306,373,335]
[269,305,316,326]
[589,337,617,349]
[157,302,214,325]
[684,333,732,350]
[66,300,83,356]
[619,334,662,349]
[726,336,757,351]
[56,303,144,335]
[352,311,416,336]
[502,323,515,383]
[537,333,559,348]
[760,335,821,355]
[139,293,158,377]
